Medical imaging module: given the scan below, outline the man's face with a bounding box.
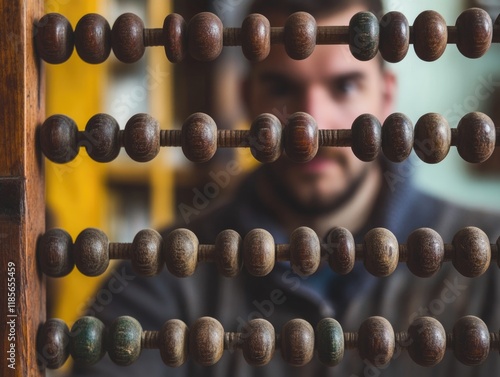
[244,6,395,213]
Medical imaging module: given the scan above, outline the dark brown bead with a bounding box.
[363,228,399,277]
[358,316,394,367]
[112,13,145,63]
[316,318,344,367]
[188,12,223,61]
[83,113,121,163]
[382,112,413,163]
[284,12,317,60]
[38,228,74,277]
[35,13,74,64]
[457,112,496,163]
[284,112,318,163]
[163,13,187,63]
[407,317,446,367]
[243,229,275,276]
[75,13,111,64]
[40,114,79,163]
[70,317,106,365]
[379,11,409,63]
[181,112,218,163]
[351,113,382,162]
[241,319,275,366]
[249,113,283,163]
[123,113,160,162]
[413,11,447,62]
[349,12,380,61]
[456,8,492,59]
[406,228,444,278]
[325,227,355,275]
[159,319,189,367]
[215,229,242,277]
[289,227,320,276]
[74,228,109,276]
[37,319,70,369]
[131,229,164,277]
[241,14,271,62]
[453,316,490,365]
[108,316,142,366]
[452,227,491,278]
[414,113,451,164]
[190,317,224,366]
[281,319,314,366]
[164,228,198,277]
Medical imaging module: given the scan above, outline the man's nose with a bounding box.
[299,85,336,130]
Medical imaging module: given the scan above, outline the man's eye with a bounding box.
[267,80,292,97]
[333,79,358,96]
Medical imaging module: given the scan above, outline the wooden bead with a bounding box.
[406,228,444,278]
[413,11,447,61]
[188,12,223,61]
[325,227,355,275]
[74,13,111,64]
[414,113,451,164]
[249,113,283,163]
[112,13,145,63]
[108,316,142,366]
[457,112,496,163]
[358,316,394,367]
[181,112,218,163]
[241,14,271,62]
[189,317,224,366]
[379,11,409,63]
[363,228,399,277]
[382,112,413,163]
[284,112,318,163]
[214,229,242,277]
[131,229,164,277]
[83,113,121,163]
[40,114,79,163]
[453,316,490,365]
[284,12,317,60]
[37,319,70,369]
[38,228,74,277]
[123,113,160,162]
[349,12,380,61]
[164,228,198,277]
[163,14,187,63]
[70,317,106,365]
[316,318,344,367]
[241,319,275,366]
[243,228,275,276]
[407,317,446,367]
[35,13,74,64]
[289,226,320,276]
[351,113,382,162]
[74,228,109,276]
[281,319,314,366]
[159,319,189,367]
[452,227,491,278]
[456,8,492,59]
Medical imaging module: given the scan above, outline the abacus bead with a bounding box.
[188,12,223,61]
[214,229,242,277]
[74,228,109,276]
[241,14,271,62]
[189,317,224,366]
[124,113,160,162]
[70,317,106,365]
[163,14,187,63]
[74,14,111,64]
[241,319,275,366]
[284,112,318,163]
[284,12,317,60]
[35,13,74,64]
[407,317,446,367]
[452,227,491,278]
[413,11,447,62]
[456,8,492,59]
[382,113,413,163]
[164,228,198,277]
[349,12,380,61]
[84,113,121,163]
[358,316,394,367]
[453,316,490,365]
[379,12,409,63]
[40,114,79,163]
[316,318,344,367]
[108,316,142,366]
[38,228,74,277]
[131,229,164,277]
[181,113,218,163]
[281,319,314,366]
[289,226,320,276]
[112,13,145,63]
[249,113,283,163]
[326,227,355,275]
[363,228,399,277]
[414,113,451,164]
[406,228,444,277]
[457,112,496,163]
[159,319,189,367]
[351,113,382,162]
[38,319,70,369]
[243,229,275,276]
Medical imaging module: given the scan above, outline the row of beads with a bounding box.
[39,111,498,165]
[38,226,499,279]
[38,315,499,370]
[35,8,497,64]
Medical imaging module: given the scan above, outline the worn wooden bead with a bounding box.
[108,316,142,366]
[188,12,223,61]
[413,11,447,61]
[241,14,271,62]
[408,317,446,367]
[364,228,398,277]
[241,319,275,366]
[37,319,70,369]
[40,114,79,163]
[316,318,344,367]
[164,228,198,277]
[406,228,444,277]
[457,112,496,163]
[358,316,394,367]
[75,13,111,64]
[284,12,317,60]
[159,319,189,367]
[379,11,409,63]
[456,8,492,59]
[123,113,160,162]
[453,316,490,365]
[163,13,187,63]
[351,113,382,162]
[243,229,275,276]
[326,227,355,275]
[181,112,218,163]
[281,319,314,366]
[289,227,320,276]
[284,112,318,163]
[215,229,242,277]
[382,112,413,163]
[249,113,283,163]
[112,13,145,63]
[190,317,224,366]
[452,227,491,278]
[35,13,74,64]
[414,113,451,164]
[70,317,106,365]
[38,228,74,277]
[74,228,109,276]
[131,229,164,277]
[349,12,379,61]
[83,113,121,163]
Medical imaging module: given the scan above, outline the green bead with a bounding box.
[108,316,142,366]
[70,317,106,365]
[349,12,380,61]
[316,318,344,366]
